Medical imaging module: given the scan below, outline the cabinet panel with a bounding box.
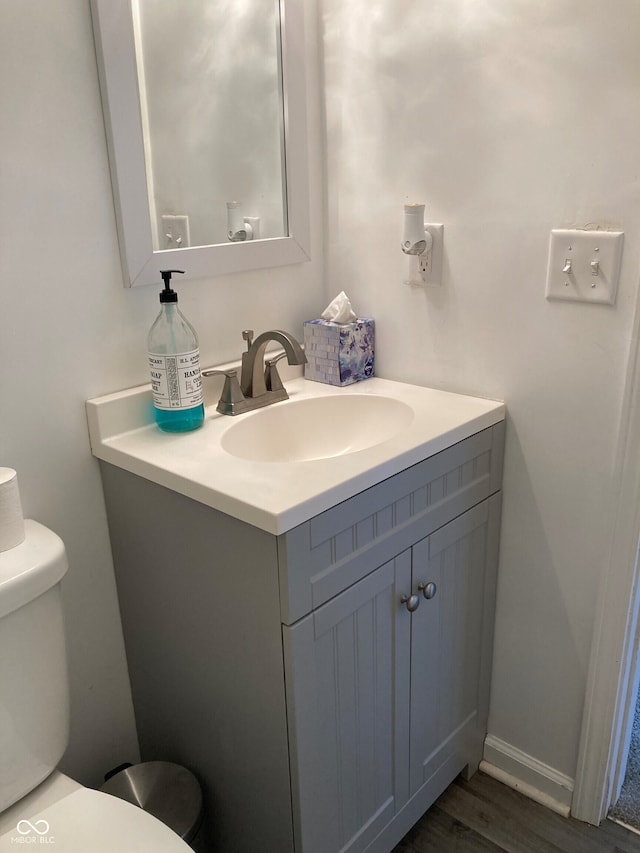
[279,422,505,624]
[408,496,500,797]
[99,465,294,853]
[283,554,412,853]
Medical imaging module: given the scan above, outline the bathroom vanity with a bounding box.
[87,375,505,853]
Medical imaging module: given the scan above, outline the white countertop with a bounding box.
[86,373,504,535]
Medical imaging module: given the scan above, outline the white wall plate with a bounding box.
[160,214,191,249]
[545,229,624,305]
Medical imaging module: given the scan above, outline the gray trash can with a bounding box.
[100,761,203,846]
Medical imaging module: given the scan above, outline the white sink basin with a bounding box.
[221,394,414,462]
[86,376,505,534]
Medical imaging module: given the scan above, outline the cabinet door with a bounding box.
[409,495,501,796]
[283,553,412,853]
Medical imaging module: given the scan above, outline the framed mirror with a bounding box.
[91,0,310,287]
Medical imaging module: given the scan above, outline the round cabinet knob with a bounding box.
[400,593,421,612]
[418,582,437,600]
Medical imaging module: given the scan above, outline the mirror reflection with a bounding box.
[133,0,287,250]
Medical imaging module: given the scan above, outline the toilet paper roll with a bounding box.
[0,468,26,552]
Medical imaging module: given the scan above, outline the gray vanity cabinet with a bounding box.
[283,553,410,853]
[99,420,504,853]
[283,495,501,853]
[408,498,500,800]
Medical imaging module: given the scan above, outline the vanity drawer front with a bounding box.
[278,421,505,625]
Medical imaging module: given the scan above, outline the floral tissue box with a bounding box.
[303,318,375,386]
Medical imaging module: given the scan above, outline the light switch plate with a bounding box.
[545,229,623,305]
[161,214,191,249]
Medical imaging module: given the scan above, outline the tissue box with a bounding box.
[304,318,375,386]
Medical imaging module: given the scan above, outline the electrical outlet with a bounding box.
[545,229,623,304]
[161,214,191,249]
[419,224,444,286]
[418,252,432,276]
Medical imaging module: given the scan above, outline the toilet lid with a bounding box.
[0,786,192,852]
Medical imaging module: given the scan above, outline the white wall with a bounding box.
[320,0,640,786]
[0,0,324,787]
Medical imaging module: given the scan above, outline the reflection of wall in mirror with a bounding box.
[134,0,287,250]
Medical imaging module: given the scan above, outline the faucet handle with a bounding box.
[265,352,288,393]
[202,367,233,376]
[242,329,254,350]
[265,351,289,368]
[202,368,246,416]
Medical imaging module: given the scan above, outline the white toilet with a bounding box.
[0,520,192,852]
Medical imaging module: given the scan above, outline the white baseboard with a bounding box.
[481,734,574,817]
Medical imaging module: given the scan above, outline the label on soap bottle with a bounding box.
[148,349,203,410]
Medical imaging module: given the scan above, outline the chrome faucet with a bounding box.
[203,329,306,416]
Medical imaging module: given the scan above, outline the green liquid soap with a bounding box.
[154,403,205,433]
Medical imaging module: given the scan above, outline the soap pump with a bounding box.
[147,269,204,432]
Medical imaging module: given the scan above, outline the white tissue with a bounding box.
[0,468,25,552]
[321,291,357,325]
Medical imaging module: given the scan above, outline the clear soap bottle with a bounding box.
[147,269,204,432]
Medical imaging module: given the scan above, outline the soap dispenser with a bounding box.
[147,269,204,432]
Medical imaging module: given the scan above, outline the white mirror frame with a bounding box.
[91,0,310,287]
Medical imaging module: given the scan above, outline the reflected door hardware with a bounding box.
[401,203,444,287]
[161,214,191,249]
[545,229,624,305]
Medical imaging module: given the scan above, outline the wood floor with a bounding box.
[392,771,640,853]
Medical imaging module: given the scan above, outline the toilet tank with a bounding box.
[0,520,69,812]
